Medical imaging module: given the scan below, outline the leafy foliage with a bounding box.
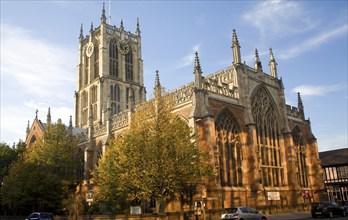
[95,94,213,213]
[1,120,82,214]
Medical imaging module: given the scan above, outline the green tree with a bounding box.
[0,142,17,182]
[95,93,213,213]
[1,119,82,214]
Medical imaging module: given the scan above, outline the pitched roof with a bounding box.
[319,148,348,167]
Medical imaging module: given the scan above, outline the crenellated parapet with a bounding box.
[286,104,304,120]
[170,83,194,106]
[203,69,238,98]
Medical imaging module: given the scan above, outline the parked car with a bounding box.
[342,205,348,215]
[311,201,346,218]
[25,212,54,220]
[221,206,267,220]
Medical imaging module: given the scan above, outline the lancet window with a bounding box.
[109,39,119,78]
[215,109,243,187]
[90,86,98,121]
[93,44,99,80]
[110,84,120,115]
[125,46,133,81]
[292,127,309,187]
[251,87,284,187]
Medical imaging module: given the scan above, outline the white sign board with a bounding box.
[267,191,280,200]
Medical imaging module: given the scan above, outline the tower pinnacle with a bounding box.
[232,29,241,64]
[79,23,84,41]
[154,70,162,98]
[101,2,106,24]
[254,48,262,72]
[269,48,278,78]
[194,51,203,89]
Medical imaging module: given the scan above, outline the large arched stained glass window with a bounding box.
[215,109,243,187]
[251,87,284,187]
[292,127,309,187]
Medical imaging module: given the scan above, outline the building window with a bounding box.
[292,127,309,187]
[215,108,243,187]
[110,84,120,115]
[125,46,133,81]
[90,86,98,121]
[251,87,284,187]
[94,44,99,80]
[109,39,119,78]
[338,166,348,179]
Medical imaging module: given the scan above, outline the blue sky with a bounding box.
[1,0,347,152]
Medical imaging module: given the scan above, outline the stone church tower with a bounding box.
[75,3,145,130]
[72,4,324,214]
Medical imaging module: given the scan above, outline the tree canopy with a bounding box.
[1,120,83,214]
[95,93,213,213]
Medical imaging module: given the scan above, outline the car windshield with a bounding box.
[223,208,238,213]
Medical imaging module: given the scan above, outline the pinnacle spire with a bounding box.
[47,107,51,125]
[90,22,94,33]
[269,48,278,78]
[120,19,124,31]
[79,23,84,40]
[101,2,106,24]
[69,115,73,128]
[136,17,141,36]
[232,29,241,64]
[194,51,203,89]
[154,70,162,98]
[254,48,262,72]
[297,92,305,119]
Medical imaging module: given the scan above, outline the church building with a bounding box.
[26,3,325,214]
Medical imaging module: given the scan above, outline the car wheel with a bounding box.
[261,217,267,220]
[311,214,317,218]
[329,211,333,218]
[343,210,347,217]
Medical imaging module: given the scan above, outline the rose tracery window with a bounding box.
[292,127,309,187]
[215,109,243,187]
[251,87,284,187]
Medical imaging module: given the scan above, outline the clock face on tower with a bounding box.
[86,42,94,57]
[117,40,129,55]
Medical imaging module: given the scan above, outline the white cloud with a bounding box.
[0,23,75,144]
[243,0,317,36]
[317,133,348,152]
[176,44,201,69]
[1,23,76,100]
[280,24,348,59]
[291,84,343,96]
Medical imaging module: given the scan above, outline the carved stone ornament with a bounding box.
[86,42,94,57]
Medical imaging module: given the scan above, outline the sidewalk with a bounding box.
[267,211,311,220]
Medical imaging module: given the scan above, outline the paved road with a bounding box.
[267,211,348,220]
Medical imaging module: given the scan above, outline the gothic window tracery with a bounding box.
[110,84,120,115]
[109,39,119,78]
[215,109,243,187]
[292,127,309,187]
[125,46,133,81]
[251,87,284,187]
[90,86,98,120]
